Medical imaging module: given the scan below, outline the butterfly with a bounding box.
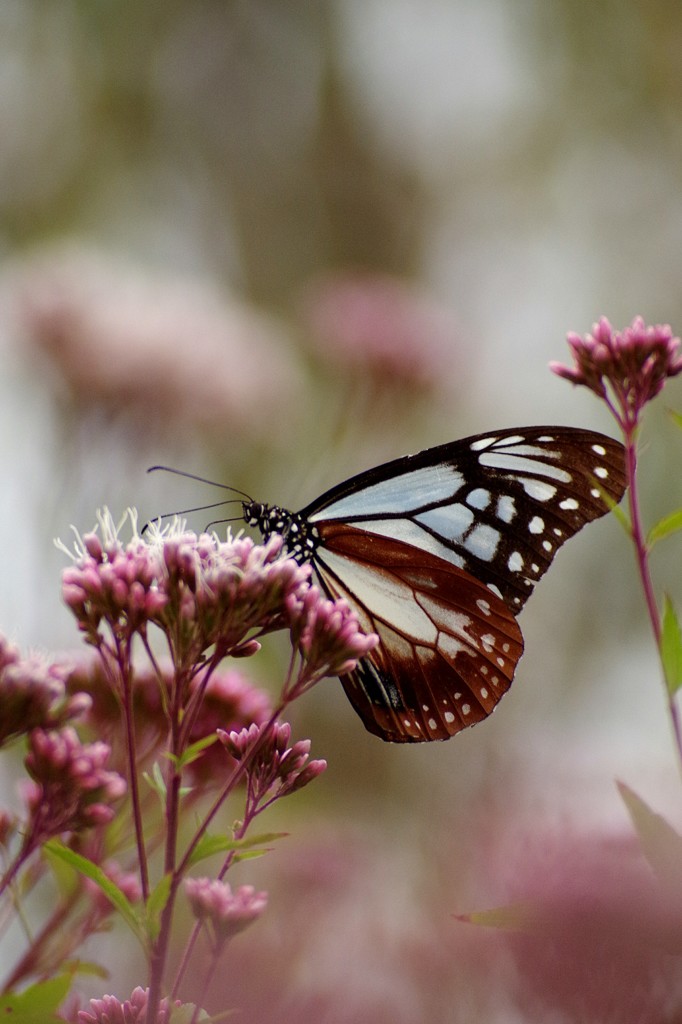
[241,426,627,743]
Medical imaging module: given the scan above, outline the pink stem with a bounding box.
[623,421,682,766]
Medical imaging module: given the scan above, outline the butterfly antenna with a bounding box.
[146,465,254,502]
[143,466,255,535]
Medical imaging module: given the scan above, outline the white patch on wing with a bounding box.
[415,504,474,539]
[466,488,491,509]
[478,452,572,482]
[496,495,516,522]
[464,523,501,561]
[318,549,438,643]
[508,551,523,572]
[311,465,465,520]
[520,479,557,501]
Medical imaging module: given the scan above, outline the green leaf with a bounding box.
[188,830,287,868]
[0,973,72,1022]
[667,408,682,431]
[233,849,271,864]
[661,596,682,696]
[44,840,145,946]
[169,1005,217,1023]
[647,508,682,547]
[61,958,109,980]
[42,843,80,900]
[618,781,682,892]
[145,872,172,941]
[454,901,536,931]
[166,734,218,771]
[144,762,168,802]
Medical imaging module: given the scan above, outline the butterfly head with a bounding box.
[242,500,319,565]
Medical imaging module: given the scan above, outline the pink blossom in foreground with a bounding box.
[550,315,682,427]
[23,727,126,843]
[0,639,90,747]
[76,987,181,1023]
[60,510,314,661]
[286,587,379,688]
[185,877,268,942]
[219,721,326,808]
[60,509,376,691]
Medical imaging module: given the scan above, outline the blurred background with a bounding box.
[2,1,682,1019]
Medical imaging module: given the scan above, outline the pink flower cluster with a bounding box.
[62,529,167,644]
[286,587,379,691]
[77,987,180,1024]
[219,721,327,810]
[61,511,376,685]
[158,530,311,660]
[551,315,682,427]
[0,636,90,747]
[185,877,268,942]
[23,727,125,844]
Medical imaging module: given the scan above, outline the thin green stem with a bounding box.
[623,422,682,768]
[119,640,150,902]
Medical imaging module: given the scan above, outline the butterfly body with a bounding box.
[245,426,626,743]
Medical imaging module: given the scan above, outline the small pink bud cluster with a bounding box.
[77,987,181,1023]
[185,876,267,942]
[219,721,326,808]
[23,727,126,843]
[0,637,91,747]
[551,316,682,426]
[287,587,379,687]
[158,531,312,659]
[62,531,167,644]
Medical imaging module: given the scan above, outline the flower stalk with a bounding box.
[552,315,682,767]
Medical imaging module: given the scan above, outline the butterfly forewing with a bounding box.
[314,524,523,742]
[305,427,627,612]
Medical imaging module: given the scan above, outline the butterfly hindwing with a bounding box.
[314,523,523,742]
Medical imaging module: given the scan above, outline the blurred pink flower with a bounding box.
[23,726,126,843]
[301,272,459,392]
[0,636,90,747]
[13,244,301,437]
[185,877,268,942]
[492,830,682,1021]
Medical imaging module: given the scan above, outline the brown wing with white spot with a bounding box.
[314,523,524,743]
